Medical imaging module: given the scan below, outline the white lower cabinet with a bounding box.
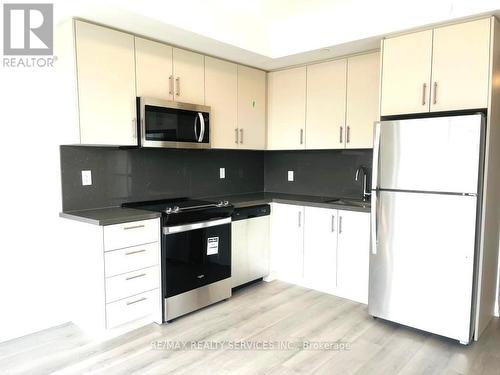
[271,203,370,304]
[303,207,338,294]
[231,215,270,288]
[63,217,162,333]
[336,210,370,304]
[106,289,160,329]
[270,203,305,283]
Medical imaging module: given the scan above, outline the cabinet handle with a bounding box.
[298,211,302,228]
[123,224,145,230]
[346,126,350,144]
[339,126,343,143]
[235,128,239,144]
[300,129,304,145]
[176,77,180,96]
[240,129,243,144]
[126,297,147,306]
[421,83,427,105]
[125,249,146,256]
[331,215,335,232]
[169,75,174,95]
[126,273,146,281]
[339,216,343,234]
[433,82,438,105]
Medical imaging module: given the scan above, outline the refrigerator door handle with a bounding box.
[371,190,378,255]
[372,122,381,190]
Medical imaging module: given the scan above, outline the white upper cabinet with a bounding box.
[346,52,380,149]
[381,18,492,116]
[172,48,205,105]
[237,65,267,150]
[267,67,307,150]
[205,57,238,149]
[135,37,173,101]
[430,18,491,112]
[380,30,433,116]
[75,21,137,146]
[135,39,206,106]
[306,59,347,149]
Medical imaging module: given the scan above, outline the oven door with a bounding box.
[139,97,210,149]
[162,218,231,298]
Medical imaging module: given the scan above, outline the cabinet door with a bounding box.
[135,37,173,101]
[75,21,137,145]
[205,57,238,149]
[337,210,370,304]
[231,220,248,288]
[172,47,205,104]
[267,67,306,150]
[306,59,347,149]
[238,65,267,150]
[303,207,337,294]
[246,215,270,282]
[430,18,491,112]
[346,52,380,149]
[380,30,433,116]
[270,203,304,283]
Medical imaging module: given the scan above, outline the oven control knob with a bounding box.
[166,206,180,214]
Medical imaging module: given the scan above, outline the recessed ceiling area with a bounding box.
[55,0,500,70]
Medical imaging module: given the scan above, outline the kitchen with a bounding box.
[1,1,500,374]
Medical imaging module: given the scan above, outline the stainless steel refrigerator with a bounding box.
[369,114,485,344]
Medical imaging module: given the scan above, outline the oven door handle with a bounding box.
[163,217,231,235]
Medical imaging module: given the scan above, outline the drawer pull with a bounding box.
[126,273,146,281]
[126,297,147,306]
[123,224,145,230]
[125,249,146,256]
[197,274,205,279]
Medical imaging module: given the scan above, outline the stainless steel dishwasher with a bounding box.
[231,204,271,288]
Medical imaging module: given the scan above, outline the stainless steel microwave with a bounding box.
[138,97,210,149]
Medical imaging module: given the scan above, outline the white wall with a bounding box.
[0,58,72,343]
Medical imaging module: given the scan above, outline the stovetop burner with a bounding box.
[122,198,233,226]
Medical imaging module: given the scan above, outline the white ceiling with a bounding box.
[54,0,500,70]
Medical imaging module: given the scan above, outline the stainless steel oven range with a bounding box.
[123,198,233,321]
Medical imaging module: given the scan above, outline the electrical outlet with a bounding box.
[219,167,225,179]
[81,170,92,186]
[287,170,294,182]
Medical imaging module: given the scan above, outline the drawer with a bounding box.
[106,289,159,329]
[105,242,159,277]
[104,219,159,251]
[105,266,160,303]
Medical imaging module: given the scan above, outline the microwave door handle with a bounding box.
[194,114,199,141]
[198,113,205,142]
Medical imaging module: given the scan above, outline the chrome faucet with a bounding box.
[355,166,371,201]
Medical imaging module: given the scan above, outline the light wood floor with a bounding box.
[1,280,499,375]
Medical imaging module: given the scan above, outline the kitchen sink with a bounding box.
[323,198,371,208]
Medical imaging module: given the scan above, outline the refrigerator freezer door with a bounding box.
[369,190,477,343]
[377,114,483,194]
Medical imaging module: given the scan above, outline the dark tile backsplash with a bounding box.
[60,146,264,211]
[264,149,372,199]
[60,146,372,211]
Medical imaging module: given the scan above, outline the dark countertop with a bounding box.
[201,192,371,213]
[60,192,370,226]
[59,207,161,226]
